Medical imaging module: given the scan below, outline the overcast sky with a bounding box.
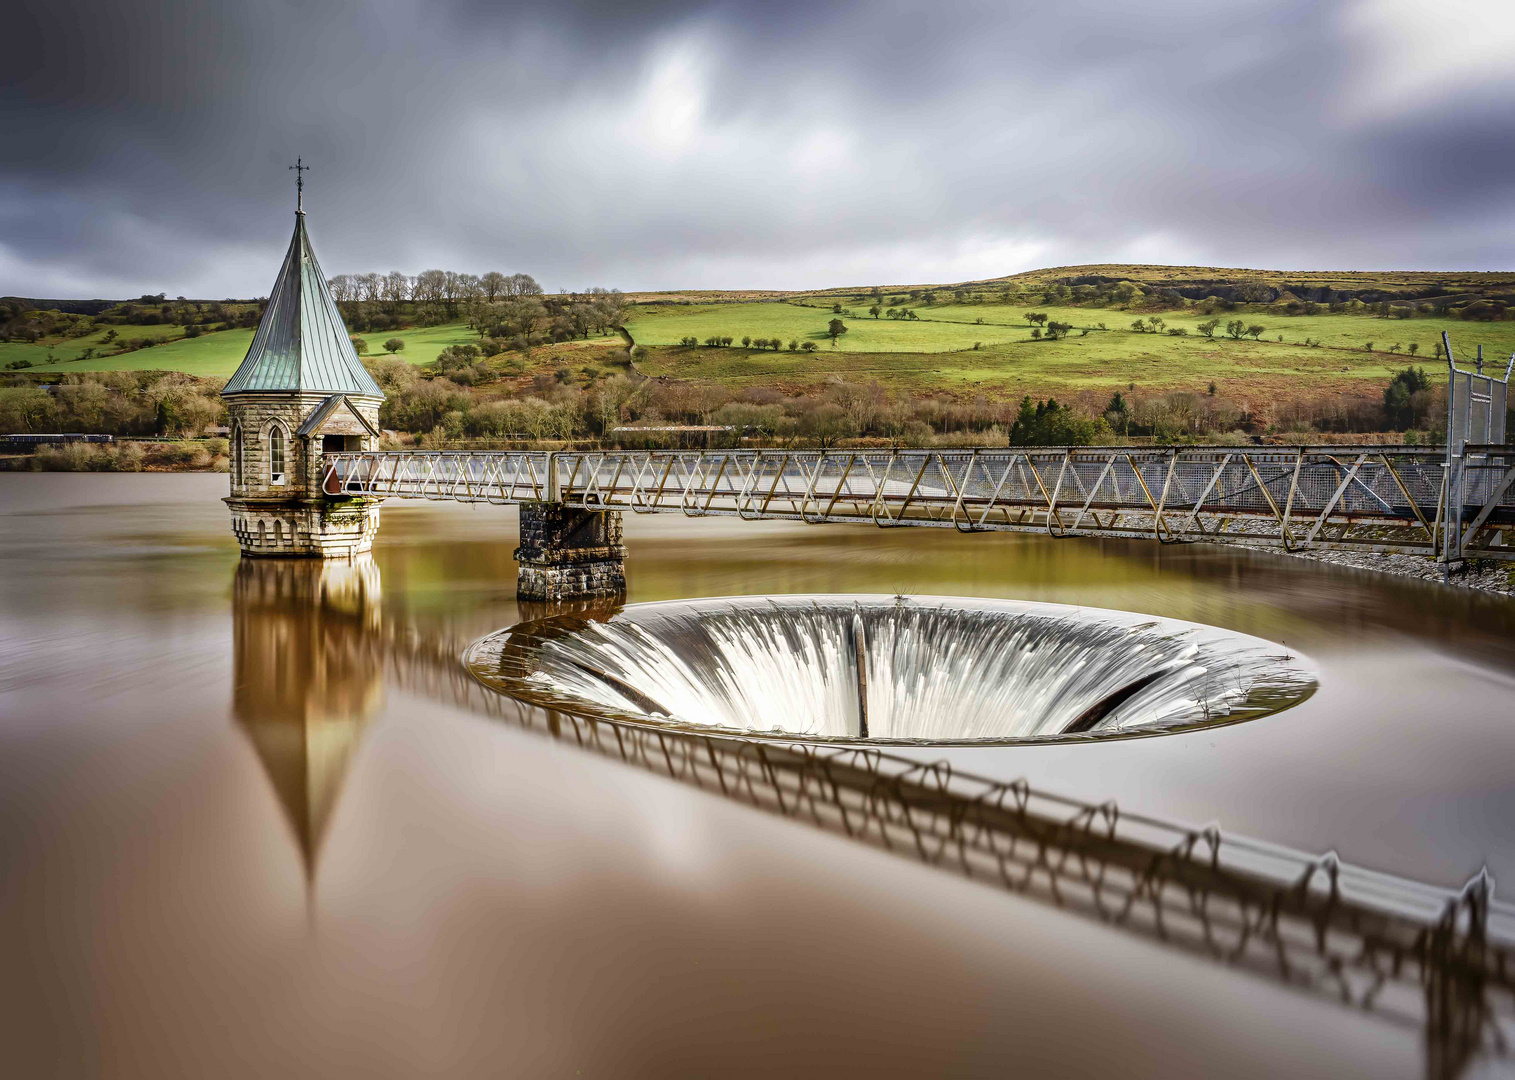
[3,0,1513,299]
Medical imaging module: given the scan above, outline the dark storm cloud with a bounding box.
[2,0,1513,297]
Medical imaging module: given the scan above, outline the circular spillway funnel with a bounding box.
[465,595,1317,746]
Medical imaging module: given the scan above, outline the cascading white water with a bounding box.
[466,595,1316,745]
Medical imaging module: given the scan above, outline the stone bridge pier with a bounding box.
[514,502,627,602]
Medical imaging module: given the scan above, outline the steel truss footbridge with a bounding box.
[325,443,1515,561]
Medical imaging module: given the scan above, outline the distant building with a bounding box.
[610,424,735,448]
[221,198,384,558]
[1,433,114,448]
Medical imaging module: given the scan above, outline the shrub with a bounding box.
[1008,397,1109,446]
[35,444,101,471]
[150,442,200,467]
[351,337,370,355]
[113,443,145,471]
[1383,366,1431,429]
[384,337,405,354]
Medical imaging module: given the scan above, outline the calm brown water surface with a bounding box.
[2,472,1513,1078]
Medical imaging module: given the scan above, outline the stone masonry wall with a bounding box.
[224,393,383,558]
[225,393,381,497]
[515,502,627,601]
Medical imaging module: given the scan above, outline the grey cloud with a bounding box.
[1,0,1512,297]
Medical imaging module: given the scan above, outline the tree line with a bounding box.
[326,268,629,347]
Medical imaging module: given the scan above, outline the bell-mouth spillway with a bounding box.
[464,595,1317,746]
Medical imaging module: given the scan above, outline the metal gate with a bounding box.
[1443,333,1514,562]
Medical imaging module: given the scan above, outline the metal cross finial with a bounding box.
[289,157,309,213]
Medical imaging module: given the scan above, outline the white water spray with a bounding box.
[468,595,1316,744]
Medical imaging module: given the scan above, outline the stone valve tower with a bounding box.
[222,170,385,558]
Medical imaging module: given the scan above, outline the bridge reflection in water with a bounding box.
[230,560,1514,1078]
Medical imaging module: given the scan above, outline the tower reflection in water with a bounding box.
[232,556,384,877]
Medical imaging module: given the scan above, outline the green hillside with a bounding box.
[6,263,1512,401]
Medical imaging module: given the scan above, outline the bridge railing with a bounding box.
[322,444,1515,560]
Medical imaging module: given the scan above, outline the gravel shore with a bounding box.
[1262,545,1514,597]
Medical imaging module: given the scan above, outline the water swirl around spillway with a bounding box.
[465,595,1317,745]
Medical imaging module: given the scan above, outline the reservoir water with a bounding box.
[2,472,1513,1078]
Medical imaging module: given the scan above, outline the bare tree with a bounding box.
[415,270,447,303]
[506,273,543,298]
[481,271,507,303]
[497,296,545,337]
[586,286,627,331]
[383,272,409,306]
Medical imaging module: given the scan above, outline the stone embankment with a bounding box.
[1199,516,1514,597]
[1270,547,1513,597]
[1101,510,1513,597]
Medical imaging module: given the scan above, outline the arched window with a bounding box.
[230,421,243,486]
[268,424,286,485]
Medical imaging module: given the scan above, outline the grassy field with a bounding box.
[625,301,1028,352]
[910,303,1515,356]
[9,295,1512,402]
[6,320,486,379]
[631,337,1406,399]
[627,300,1513,398]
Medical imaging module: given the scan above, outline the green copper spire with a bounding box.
[223,201,384,398]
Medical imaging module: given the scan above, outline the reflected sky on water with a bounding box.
[1,472,1513,1078]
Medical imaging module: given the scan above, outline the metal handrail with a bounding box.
[320,445,1515,561]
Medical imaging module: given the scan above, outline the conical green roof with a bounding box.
[223,213,384,397]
